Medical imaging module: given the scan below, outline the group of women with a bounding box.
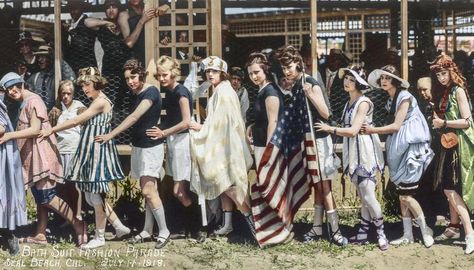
[1,43,473,256]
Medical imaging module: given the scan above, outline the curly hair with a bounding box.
[155,55,181,79]
[76,67,108,90]
[276,45,304,72]
[123,58,148,82]
[430,54,471,108]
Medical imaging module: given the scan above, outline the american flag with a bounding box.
[251,82,319,247]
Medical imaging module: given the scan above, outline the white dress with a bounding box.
[342,96,385,182]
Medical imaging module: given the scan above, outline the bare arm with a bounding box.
[0,125,5,136]
[96,99,152,143]
[146,97,191,139]
[304,83,330,119]
[316,101,370,137]
[52,99,105,134]
[265,96,280,144]
[117,11,131,38]
[365,99,410,135]
[123,8,155,48]
[0,109,41,143]
[433,89,472,129]
[84,17,115,31]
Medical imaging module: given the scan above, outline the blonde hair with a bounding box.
[155,55,181,79]
[55,80,75,109]
[76,67,108,90]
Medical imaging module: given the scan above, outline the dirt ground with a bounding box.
[2,216,474,270]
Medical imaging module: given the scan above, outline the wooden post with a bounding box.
[452,10,456,52]
[401,0,408,80]
[210,0,222,57]
[54,0,62,97]
[144,0,158,85]
[311,0,318,75]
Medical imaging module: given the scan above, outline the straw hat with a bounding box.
[367,65,410,89]
[417,77,431,90]
[33,45,53,56]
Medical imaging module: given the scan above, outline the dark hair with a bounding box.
[229,66,245,80]
[342,66,368,92]
[375,65,402,89]
[277,45,304,72]
[104,0,125,12]
[123,58,147,82]
[245,52,272,79]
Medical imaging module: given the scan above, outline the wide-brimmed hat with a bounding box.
[201,56,228,73]
[33,45,53,56]
[76,67,107,86]
[368,65,410,89]
[0,72,24,90]
[338,67,370,91]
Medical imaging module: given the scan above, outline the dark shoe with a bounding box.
[155,235,170,249]
[244,214,256,239]
[191,230,207,244]
[303,225,322,243]
[349,218,370,245]
[7,235,20,256]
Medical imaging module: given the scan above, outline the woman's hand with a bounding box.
[432,114,444,129]
[95,134,113,144]
[314,121,331,133]
[155,4,170,16]
[38,129,53,139]
[246,125,254,144]
[189,122,202,131]
[360,123,374,135]
[146,126,165,140]
[0,132,11,144]
[140,8,157,25]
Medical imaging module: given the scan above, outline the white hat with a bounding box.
[367,65,410,89]
[201,56,228,73]
[0,72,24,90]
[338,67,370,91]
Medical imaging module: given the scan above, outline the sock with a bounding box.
[402,217,413,238]
[96,229,105,241]
[151,206,170,239]
[112,218,129,234]
[326,210,339,233]
[140,203,154,238]
[222,211,233,229]
[313,204,324,235]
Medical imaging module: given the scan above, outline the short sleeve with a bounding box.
[26,96,48,121]
[397,91,413,109]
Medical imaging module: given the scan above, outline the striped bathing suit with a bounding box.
[66,96,124,193]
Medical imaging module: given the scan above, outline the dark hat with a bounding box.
[65,0,92,10]
[328,48,352,63]
[229,67,245,79]
[16,31,34,44]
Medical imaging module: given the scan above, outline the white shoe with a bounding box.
[81,238,105,249]
[465,233,474,255]
[116,227,131,239]
[390,235,414,246]
[421,227,434,248]
[214,225,233,236]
